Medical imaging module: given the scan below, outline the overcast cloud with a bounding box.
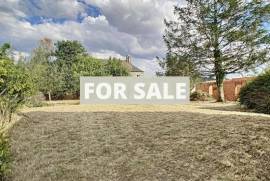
[0,0,185,74]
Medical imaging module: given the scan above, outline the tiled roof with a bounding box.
[122,61,144,72]
[130,64,144,72]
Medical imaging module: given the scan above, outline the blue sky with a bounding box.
[0,0,268,76]
[22,3,102,24]
[0,0,182,75]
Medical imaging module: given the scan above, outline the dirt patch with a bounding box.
[9,104,270,180]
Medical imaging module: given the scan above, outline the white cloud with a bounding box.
[0,0,185,75]
[91,50,125,60]
[133,58,162,76]
[11,50,30,62]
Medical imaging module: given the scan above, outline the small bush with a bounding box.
[190,91,212,101]
[239,70,270,114]
[0,133,10,181]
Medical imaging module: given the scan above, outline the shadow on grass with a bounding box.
[8,111,270,181]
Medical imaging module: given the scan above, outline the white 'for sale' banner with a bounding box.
[80,77,190,104]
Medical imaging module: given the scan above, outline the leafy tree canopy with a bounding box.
[54,40,87,66]
[54,40,87,94]
[164,0,270,101]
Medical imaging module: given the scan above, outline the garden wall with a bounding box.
[196,77,254,101]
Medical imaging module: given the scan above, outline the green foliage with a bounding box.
[239,69,270,114]
[0,44,11,59]
[0,59,34,122]
[27,39,54,93]
[158,55,201,89]
[54,40,87,94]
[190,91,212,101]
[24,40,130,100]
[0,133,10,180]
[54,40,87,64]
[71,56,129,94]
[73,56,107,76]
[53,41,130,97]
[105,58,130,76]
[43,62,65,100]
[164,0,270,101]
[25,39,65,101]
[72,56,108,93]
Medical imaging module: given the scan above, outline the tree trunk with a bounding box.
[48,91,52,102]
[213,44,225,102]
[216,80,225,102]
[215,69,225,102]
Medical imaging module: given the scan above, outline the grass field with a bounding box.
[9,103,270,181]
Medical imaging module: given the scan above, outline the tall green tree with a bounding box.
[164,0,270,101]
[54,40,87,94]
[28,38,54,94]
[43,61,65,101]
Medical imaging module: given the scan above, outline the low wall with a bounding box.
[196,77,254,101]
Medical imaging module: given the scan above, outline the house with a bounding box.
[196,77,254,101]
[122,55,144,77]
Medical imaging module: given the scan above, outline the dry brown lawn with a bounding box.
[8,103,270,181]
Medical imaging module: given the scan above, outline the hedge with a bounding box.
[239,69,270,114]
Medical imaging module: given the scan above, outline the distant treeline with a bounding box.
[19,39,130,100]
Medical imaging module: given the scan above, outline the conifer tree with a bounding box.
[164,0,270,101]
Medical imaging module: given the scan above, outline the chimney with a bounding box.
[126,55,131,64]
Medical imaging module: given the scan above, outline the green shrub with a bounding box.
[239,70,270,114]
[0,59,34,123]
[105,58,130,76]
[190,91,212,101]
[0,133,10,181]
